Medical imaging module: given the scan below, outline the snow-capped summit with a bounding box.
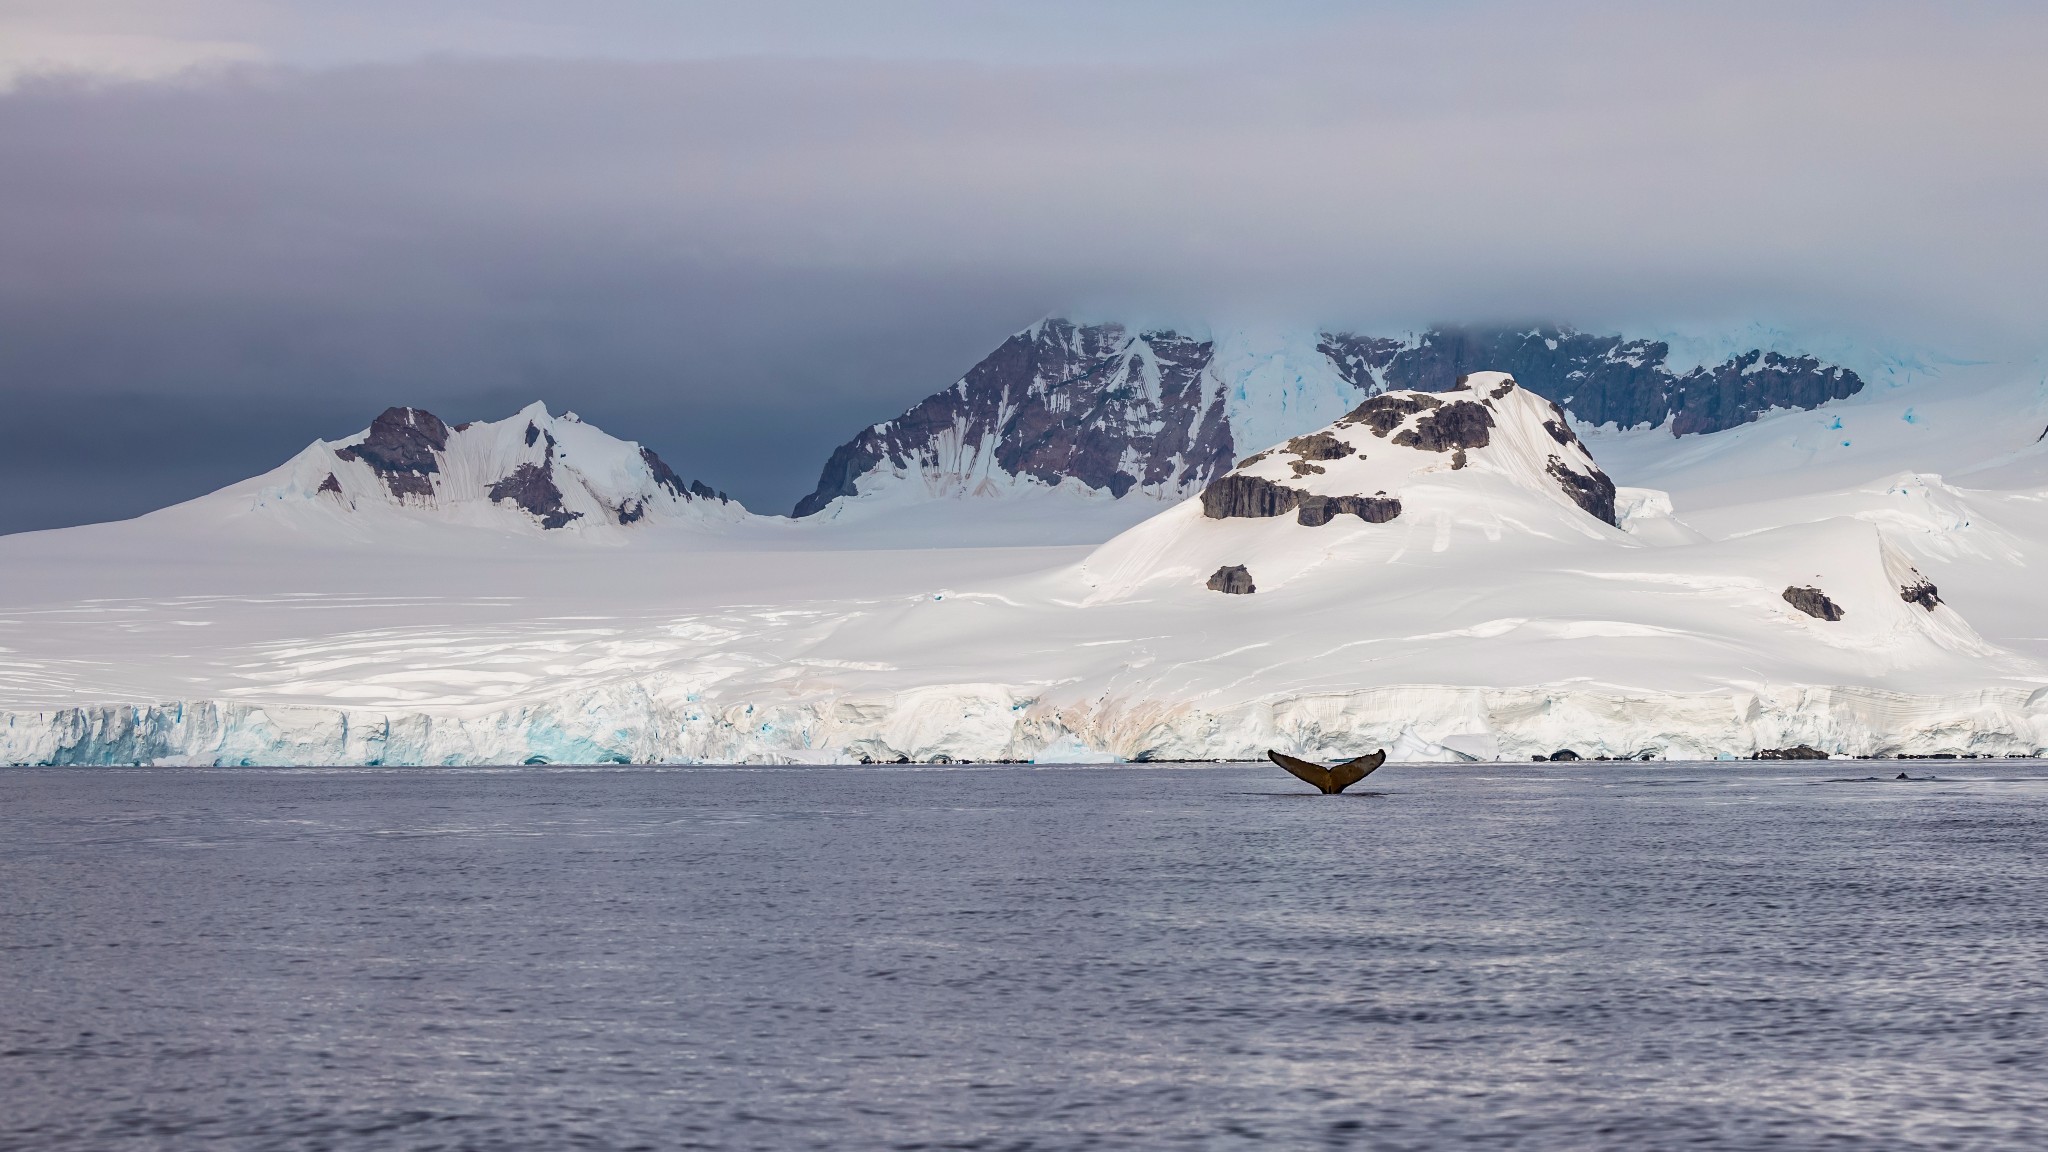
[1079,372,1628,600]
[1048,370,1995,715]
[790,318,1868,527]
[244,402,747,534]
[1199,372,1618,533]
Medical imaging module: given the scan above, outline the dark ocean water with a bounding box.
[3,762,2046,1151]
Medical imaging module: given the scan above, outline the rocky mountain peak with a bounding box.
[258,402,745,532]
[793,319,1865,520]
[1200,372,1618,534]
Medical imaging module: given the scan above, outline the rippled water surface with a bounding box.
[5,762,2048,1150]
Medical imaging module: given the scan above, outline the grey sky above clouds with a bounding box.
[2,1,2044,531]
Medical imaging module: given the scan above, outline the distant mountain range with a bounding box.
[792,319,1865,518]
[186,318,1871,540]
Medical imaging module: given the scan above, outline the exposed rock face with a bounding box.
[1901,580,1942,611]
[1393,400,1494,453]
[1343,393,1440,438]
[335,406,450,499]
[1295,494,1402,526]
[316,472,343,495]
[1315,333,1406,390]
[1783,586,1846,621]
[794,320,1866,516]
[1201,474,1302,520]
[1200,475,1402,527]
[1755,744,1831,759]
[1377,327,1865,435]
[637,447,686,498]
[1548,748,1582,761]
[1285,432,1354,461]
[1207,565,1256,594]
[488,450,582,530]
[1547,456,1619,526]
[794,319,1229,516]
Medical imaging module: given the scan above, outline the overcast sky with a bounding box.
[3,0,2045,531]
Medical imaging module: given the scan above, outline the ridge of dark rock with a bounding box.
[1377,327,1864,436]
[1284,432,1354,461]
[488,448,581,530]
[1295,494,1402,526]
[638,446,688,498]
[1546,456,1619,526]
[335,406,450,499]
[1342,393,1441,438]
[794,320,1230,516]
[1200,474,1301,519]
[1392,400,1494,453]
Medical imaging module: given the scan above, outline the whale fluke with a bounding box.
[1267,749,1387,794]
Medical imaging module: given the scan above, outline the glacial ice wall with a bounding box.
[7,681,2045,766]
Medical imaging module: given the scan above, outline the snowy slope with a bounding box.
[5,367,2045,767]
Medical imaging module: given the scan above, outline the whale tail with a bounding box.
[1267,749,1387,794]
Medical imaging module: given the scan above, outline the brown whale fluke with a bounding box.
[1267,749,1387,794]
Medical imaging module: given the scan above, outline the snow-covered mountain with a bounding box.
[791,319,1866,524]
[238,402,747,535]
[769,372,2010,763]
[2,341,2046,767]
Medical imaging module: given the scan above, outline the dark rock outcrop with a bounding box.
[489,459,581,529]
[635,446,687,498]
[1393,400,1494,453]
[1284,432,1354,461]
[1207,565,1256,594]
[1295,494,1402,526]
[1342,393,1441,438]
[316,472,343,495]
[335,406,449,499]
[1548,748,1581,761]
[1546,456,1619,526]
[1900,580,1942,611]
[1783,586,1846,621]
[1201,474,1302,520]
[1755,744,1831,759]
[1374,326,1865,436]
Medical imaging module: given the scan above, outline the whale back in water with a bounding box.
[1267,749,1387,794]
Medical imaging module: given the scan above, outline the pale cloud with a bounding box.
[0,0,2044,530]
[0,1,266,88]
